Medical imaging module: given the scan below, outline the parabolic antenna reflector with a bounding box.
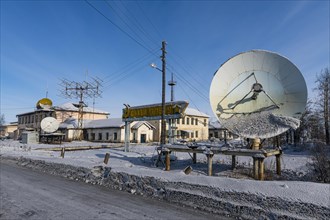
[210,50,307,139]
[41,117,59,133]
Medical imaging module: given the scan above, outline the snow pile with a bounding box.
[1,140,329,219]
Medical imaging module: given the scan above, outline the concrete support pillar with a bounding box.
[124,121,130,152]
[164,148,171,171]
[206,151,214,176]
[232,155,236,169]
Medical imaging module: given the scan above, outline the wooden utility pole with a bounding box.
[160,41,167,148]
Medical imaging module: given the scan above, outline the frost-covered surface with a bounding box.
[1,140,329,219]
[223,111,301,139]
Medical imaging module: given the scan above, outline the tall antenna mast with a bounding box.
[168,72,176,102]
[60,77,102,140]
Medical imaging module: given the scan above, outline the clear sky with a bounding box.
[1,0,329,123]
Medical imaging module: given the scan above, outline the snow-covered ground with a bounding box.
[1,139,329,219]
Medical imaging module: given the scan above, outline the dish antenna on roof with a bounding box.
[210,50,307,139]
[41,117,60,133]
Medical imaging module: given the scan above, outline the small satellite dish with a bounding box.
[210,50,307,139]
[41,117,60,133]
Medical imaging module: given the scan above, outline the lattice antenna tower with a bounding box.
[60,78,103,139]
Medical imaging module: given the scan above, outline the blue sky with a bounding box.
[1,0,329,123]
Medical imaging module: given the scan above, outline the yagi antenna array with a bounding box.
[209,50,307,139]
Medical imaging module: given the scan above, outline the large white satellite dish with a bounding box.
[210,50,307,139]
[41,117,60,133]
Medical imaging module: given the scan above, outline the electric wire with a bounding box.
[114,0,160,47]
[103,0,156,51]
[85,0,210,114]
[167,54,209,93]
[135,1,163,42]
[167,64,209,102]
[84,0,156,55]
[102,48,158,86]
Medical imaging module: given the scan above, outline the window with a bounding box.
[182,117,185,124]
[195,131,198,138]
[114,132,118,141]
[195,119,198,125]
[191,118,194,125]
[191,132,194,138]
[98,133,102,140]
[106,132,109,140]
[91,133,95,141]
[177,118,180,124]
[204,119,207,127]
[215,132,219,138]
[187,117,189,125]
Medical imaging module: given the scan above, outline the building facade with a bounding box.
[16,100,109,138]
[0,122,18,139]
[150,108,210,142]
[208,120,238,140]
[84,118,155,143]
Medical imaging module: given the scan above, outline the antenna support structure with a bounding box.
[60,77,102,140]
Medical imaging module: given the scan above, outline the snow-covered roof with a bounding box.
[131,121,155,130]
[184,108,209,118]
[54,103,109,115]
[209,120,226,129]
[59,118,93,129]
[84,118,124,129]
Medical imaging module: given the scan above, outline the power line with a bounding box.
[135,1,163,41]
[109,0,160,48]
[102,48,158,85]
[85,0,156,55]
[103,0,156,51]
[167,65,209,102]
[167,54,210,93]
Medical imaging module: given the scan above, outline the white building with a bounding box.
[149,107,210,142]
[83,118,155,143]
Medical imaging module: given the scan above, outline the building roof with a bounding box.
[131,121,155,130]
[16,108,54,116]
[209,120,227,130]
[17,102,109,117]
[54,103,109,115]
[84,118,124,129]
[83,118,155,130]
[185,108,209,118]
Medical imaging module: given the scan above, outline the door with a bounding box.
[140,134,146,143]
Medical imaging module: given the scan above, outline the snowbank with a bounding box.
[1,140,329,219]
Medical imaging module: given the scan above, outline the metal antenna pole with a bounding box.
[60,77,102,141]
[161,41,167,148]
[168,72,176,144]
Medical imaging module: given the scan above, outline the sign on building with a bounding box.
[122,101,189,122]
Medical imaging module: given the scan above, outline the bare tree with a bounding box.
[294,100,313,144]
[0,114,5,126]
[314,68,330,144]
